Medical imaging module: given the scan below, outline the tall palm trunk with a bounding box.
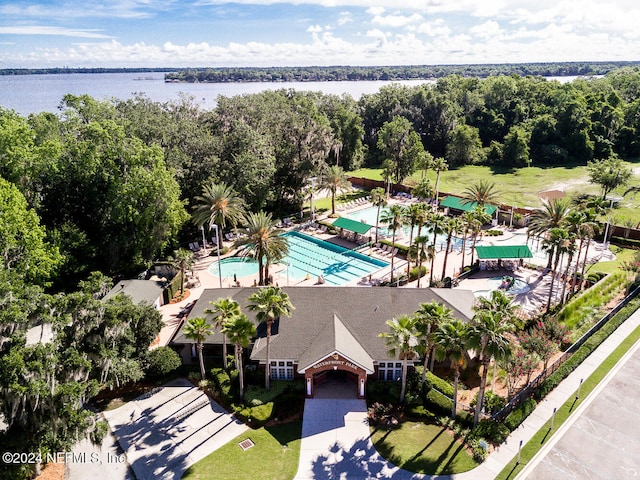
[429,249,436,286]
[406,221,416,277]
[197,341,206,380]
[561,251,574,304]
[579,237,593,291]
[375,204,381,242]
[460,229,468,271]
[474,357,491,426]
[571,237,585,295]
[390,230,396,285]
[236,344,245,400]
[400,355,408,402]
[441,232,453,280]
[265,320,272,390]
[547,249,563,310]
[451,368,460,419]
[417,252,424,288]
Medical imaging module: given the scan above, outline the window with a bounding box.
[378,361,403,381]
[270,360,294,380]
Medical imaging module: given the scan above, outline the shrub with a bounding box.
[485,229,504,236]
[409,265,427,281]
[145,347,182,379]
[504,397,537,430]
[471,419,510,444]
[470,391,506,415]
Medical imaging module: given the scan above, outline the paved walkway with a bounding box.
[104,378,248,480]
[292,308,640,480]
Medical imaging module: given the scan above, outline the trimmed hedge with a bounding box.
[504,398,537,431]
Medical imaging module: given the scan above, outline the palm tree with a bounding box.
[412,178,434,204]
[461,180,500,208]
[183,317,214,380]
[381,159,395,196]
[469,206,491,266]
[235,211,289,285]
[169,248,194,297]
[441,216,463,280]
[371,187,387,243]
[528,197,571,268]
[467,292,518,426]
[247,286,294,390]
[405,203,428,277]
[460,210,475,271]
[205,298,241,369]
[222,313,256,401]
[413,235,430,288]
[380,204,406,285]
[431,157,448,205]
[320,165,351,215]
[378,315,419,403]
[434,319,469,419]
[192,181,247,236]
[427,212,446,285]
[573,208,599,293]
[415,301,455,389]
[542,227,572,310]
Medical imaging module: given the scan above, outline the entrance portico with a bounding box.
[298,315,374,399]
[302,352,370,398]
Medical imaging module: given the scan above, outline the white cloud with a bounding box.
[371,13,423,28]
[338,11,353,25]
[365,6,386,15]
[469,20,501,39]
[306,25,323,33]
[417,19,451,37]
[0,25,112,39]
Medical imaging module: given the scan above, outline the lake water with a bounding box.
[0,72,432,116]
[0,72,583,117]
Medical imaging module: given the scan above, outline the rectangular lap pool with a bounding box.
[281,231,388,285]
[208,231,388,286]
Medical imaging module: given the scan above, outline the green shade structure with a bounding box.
[332,217,373,235]
[475,245,533,260]
[440,195,497,216]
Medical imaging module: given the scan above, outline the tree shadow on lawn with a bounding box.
[373,426,473,476]
[264,420,303,448]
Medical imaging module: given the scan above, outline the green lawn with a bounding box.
[370,422,479,475]
[495,323,640,480]
[592,247,636,275]
[182,420,302,480]
[349,160,640,223]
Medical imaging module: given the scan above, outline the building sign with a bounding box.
[308,354,363,374]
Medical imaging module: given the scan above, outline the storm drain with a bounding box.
[238,438,255,451]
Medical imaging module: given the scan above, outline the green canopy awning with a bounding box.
[440,196,497,216]
[475,245,533,260]
[332,217,372,235]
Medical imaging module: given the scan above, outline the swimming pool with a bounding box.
[344,206,463,249]
[208,231,388,286]
[487,276,531,295]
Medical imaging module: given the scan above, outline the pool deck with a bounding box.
[152,194,618,348]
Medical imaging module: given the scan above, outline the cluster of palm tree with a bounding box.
[374,181,497,287]
[379,290,521,425]
[192,181,289,286]
[183,285,294,399]
[528,197,600,309]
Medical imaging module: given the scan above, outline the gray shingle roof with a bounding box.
[103,279,163,306]
[172,286,476,364]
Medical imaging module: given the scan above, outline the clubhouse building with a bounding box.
[171,287,476,398]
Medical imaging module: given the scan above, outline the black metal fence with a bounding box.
[491,282,640,422]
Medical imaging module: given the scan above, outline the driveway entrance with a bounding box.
[293,398,419,480]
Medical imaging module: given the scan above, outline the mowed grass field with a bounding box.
[349,160,640,224]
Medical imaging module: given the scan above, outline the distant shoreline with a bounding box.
[2,61,639,83]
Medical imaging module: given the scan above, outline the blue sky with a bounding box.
[1,0,639,68]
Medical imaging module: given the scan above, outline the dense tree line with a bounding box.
[3,69,640,286]
[164,61,640,83]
